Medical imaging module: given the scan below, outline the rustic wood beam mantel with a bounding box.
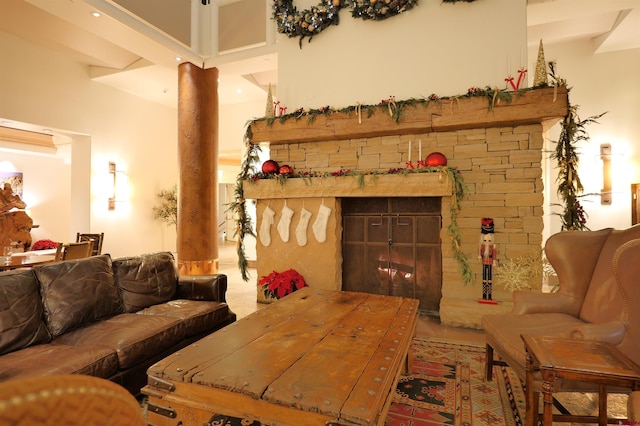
[249,87,568,145]
[243,173,452,199]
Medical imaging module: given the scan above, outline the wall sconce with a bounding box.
[108,161,128,210]
[600,143,612,205]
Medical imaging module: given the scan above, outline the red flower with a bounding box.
[31,239,59,250]
[258,269,307,299]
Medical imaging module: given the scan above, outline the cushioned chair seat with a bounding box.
[0,344,118,381]
[483,312,584,379]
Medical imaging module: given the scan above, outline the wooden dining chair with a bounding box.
[53,242,64,261]
[62,241,92,260]
[76,232,104,256]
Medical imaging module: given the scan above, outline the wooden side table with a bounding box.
[522,335,640,426]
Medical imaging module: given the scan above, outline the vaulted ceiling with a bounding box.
[1,0,639,110]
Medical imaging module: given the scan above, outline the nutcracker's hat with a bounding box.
[481,217,494,234]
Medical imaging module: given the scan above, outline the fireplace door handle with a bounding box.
[396,214,409,226]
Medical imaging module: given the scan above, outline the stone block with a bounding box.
[506,193,544,207]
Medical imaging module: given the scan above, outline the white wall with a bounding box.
[1,31,178,257]
[540,40,640,237]
[277,0,527,109]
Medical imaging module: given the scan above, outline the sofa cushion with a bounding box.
[0,343,118,381]
[34,255,124,337]
[137,300,230,337]
[113,252,177,313]
[0,269,51,355]
[54,313,187,369]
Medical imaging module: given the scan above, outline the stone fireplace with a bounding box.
[244,87,568,328]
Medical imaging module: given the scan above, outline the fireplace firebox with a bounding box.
[342,197,442,315]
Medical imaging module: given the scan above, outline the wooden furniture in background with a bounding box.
[0,183,33,250]
[0,253,56,271]
[76,232,104,256]
[62,241,92,260]
[143,287,419,426]
[522,335,640,426]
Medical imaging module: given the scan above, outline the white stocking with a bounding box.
[295,208,312,246]
[259,206,275,247]
[313,204,332,243]
[277,204,294,243]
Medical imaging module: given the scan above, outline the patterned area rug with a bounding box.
[387,338,526,426]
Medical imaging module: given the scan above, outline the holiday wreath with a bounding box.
[273,0,476,45]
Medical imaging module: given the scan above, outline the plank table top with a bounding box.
[143,287,419,426]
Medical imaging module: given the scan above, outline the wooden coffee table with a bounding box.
[142,287,419,426]
[522,335,640,426]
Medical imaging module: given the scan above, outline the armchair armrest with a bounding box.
[177,274,228,303]
[569,321,627,346]
[511,291,582,316]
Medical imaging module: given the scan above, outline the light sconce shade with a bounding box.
[108,161,117,210]
[107,161,128,210]
[600,143,612,205]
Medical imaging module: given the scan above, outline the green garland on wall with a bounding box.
[273,0,476,45]
[546,62,606,231]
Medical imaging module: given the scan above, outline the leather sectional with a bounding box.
[0,251,235,394]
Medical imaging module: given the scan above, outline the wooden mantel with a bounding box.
[249,87,568,145]
[243,172,452,200]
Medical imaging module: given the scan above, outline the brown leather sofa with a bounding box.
[483,225,640,392]
[0,252,235,394]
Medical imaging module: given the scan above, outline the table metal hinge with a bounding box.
[146,402,177,419]
[147,376,176,392]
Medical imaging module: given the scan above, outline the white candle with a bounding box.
[408,140,412,162]
[419,140,422,160]
[520,48,524,68]
[507,56,511,75]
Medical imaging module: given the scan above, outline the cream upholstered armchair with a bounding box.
[482,225,640,395]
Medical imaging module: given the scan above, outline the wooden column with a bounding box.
[177,63,219,275]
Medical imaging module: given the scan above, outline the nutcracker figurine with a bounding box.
[478,218,497,302]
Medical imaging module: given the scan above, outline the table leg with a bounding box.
[598,384,607,426]
[541,374,554,426]
[525,351,536,426]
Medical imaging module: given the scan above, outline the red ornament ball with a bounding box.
[279,165,294,175]
[425,152,447,167]
[261,160,279,174]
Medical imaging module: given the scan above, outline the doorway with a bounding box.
[342,197,442,316]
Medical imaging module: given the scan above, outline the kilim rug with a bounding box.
[386,338,526,426]
[206,338,527,426]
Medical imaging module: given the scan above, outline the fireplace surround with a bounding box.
[243,87,568,328]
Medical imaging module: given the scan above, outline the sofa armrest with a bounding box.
[569,321,627,346]
[177,274,228,303]
[511,291,581,315]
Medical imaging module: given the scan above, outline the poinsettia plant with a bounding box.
[31,239,59,250]
[259,269,307,299]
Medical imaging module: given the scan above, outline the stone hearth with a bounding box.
[244,87,568,328]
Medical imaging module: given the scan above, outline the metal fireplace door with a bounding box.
[343,206,442,316]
